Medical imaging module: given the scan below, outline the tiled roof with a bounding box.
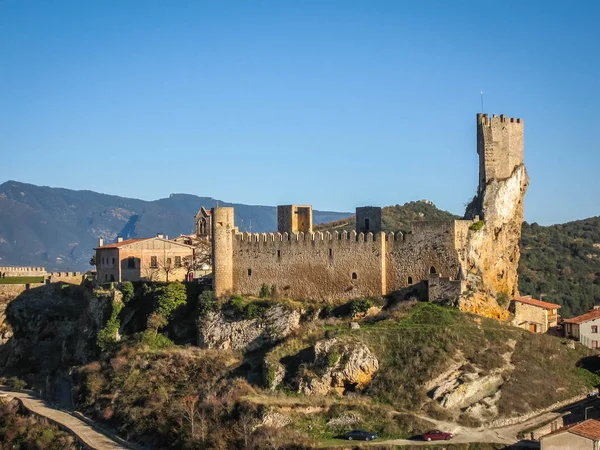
[95,238,148,249]
[563,308,600,324]
[545,419,600,441]
[513,296,561,310]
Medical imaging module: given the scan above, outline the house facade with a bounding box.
[511,296,561,333]
[95,235,194,283]
[540,419,600,450]
[564,307,600,350]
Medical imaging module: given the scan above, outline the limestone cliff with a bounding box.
[461,164,529,318]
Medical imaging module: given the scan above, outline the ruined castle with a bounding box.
[212,113,528,308]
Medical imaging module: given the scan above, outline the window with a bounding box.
[365,218,370,231]
[112,257,115,265]
[166,257,172,267]
[128,257,135,269]
[352,272,358,280]
[277,250,281,258]
[408,276,413,285]
[593,341,598,349]
[593,326,598,334]
[175,256,182,268]
[102,257,105,265]
[104,274,108,281]
[248,269,252,276]
[329,248,333,258]
[430,266,437,274]
[150,256,158,268]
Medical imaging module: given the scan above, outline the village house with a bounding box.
[510,296,561,333]
[95,234,195,283]
[540,418,600,449]
[564,307,600,350]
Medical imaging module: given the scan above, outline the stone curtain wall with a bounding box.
[232,231,385,300]
[0,267,47,277]
[386,221,462,293]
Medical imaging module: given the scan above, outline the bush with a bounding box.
[245,301,269,319]
[120,281,134,303]
[97,301,123,353]
[198,290,218,318]
[497,292,510,308]
[350,298,372,317]
[155,282,187,318]
[228,296,246,315]
[6,377,26,390]
[139,330,174,351]
[259,283,270,298]
[469,220,485,231]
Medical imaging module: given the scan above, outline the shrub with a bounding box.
[270,284,278,300]
[139,330,174,351]
[147,312,168,331]
[228,296,246,315]
[155,282,187,318]
[245,301,269,319]
[97,301,123,353]
[350,298,372,317]
[120,281,134,303]
[469,220,485,231]
[497,292,510,308]
[198,290,218,318]
[259,283,270,298]
[6,377,26,390]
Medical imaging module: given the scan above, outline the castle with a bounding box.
[211,113,525,301]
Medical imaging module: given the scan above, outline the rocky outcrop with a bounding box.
[461,164,529,319]
[197,304,301,351]
[298,338,379,396]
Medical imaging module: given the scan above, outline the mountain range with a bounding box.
[0,181,350,271]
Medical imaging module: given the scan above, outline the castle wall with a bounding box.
[232,231,385,300]
[428,274,465,302]
[386,221,462,293]
[0,267,47,277]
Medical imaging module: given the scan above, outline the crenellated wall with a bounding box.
[0,266,47,277]
[232,230,385,300]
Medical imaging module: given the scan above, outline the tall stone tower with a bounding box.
[356,207,382,234]
[277,205,313,234]
[211,207,235,297]
[477,113,524,195]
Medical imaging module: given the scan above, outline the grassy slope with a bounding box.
[0,276,45,284]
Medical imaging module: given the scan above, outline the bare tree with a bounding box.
[182,238,212,278]
[181,394,200,440]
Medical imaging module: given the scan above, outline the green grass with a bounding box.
[0,276,44,284]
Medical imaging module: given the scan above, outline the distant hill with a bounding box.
[316,201,600,318]
[314,200,458,233]
[0,181,350,271]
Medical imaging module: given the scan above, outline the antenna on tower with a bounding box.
[480,89,484,112]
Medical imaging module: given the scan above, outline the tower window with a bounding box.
[352,272,358,280]
[329,248,333,257]
[365,218,370,231]
[248,269,252,276]
[277,250,281,258]
[408,276,413,285]
[430,266,437,274]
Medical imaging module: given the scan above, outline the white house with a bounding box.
[564,307,600,350]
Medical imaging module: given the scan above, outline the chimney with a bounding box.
[117,236,123,243]
[165,235,168,240]
[98,238,104,247]
[157,233,164,239]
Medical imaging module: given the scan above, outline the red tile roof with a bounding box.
[563,308,600,324]
[545,419,600,441]
[94,238,149,249]
[513,296,561,310]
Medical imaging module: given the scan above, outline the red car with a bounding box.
[422,430,454,441]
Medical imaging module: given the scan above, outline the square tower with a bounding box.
[277,205,313,234]
[356,206,382,234]
[477,113,524,193]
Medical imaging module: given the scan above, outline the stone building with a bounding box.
[95,234,194,283]
[510,296,561,333]
[540,419,600,450]
[211,113,526,302]
[564,307,600,349]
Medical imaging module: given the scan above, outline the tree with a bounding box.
[89,254,97,266]
[155,282,187,318]
[181,394,199,440]
[182,238,212,278]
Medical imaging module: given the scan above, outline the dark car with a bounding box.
[341,430,377,441]
[422,430,454,441]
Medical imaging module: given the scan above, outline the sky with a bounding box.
[1,1,599,225]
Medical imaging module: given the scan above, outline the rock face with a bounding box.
[197,304,301,351]
[460,114,529,318]
[298,338,379,396]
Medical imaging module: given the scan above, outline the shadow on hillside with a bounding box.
[0,283,97,404]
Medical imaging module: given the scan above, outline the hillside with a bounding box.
[1,284,597,449]
[0,181,350,271]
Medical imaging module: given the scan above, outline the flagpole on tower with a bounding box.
[480,90,484,112]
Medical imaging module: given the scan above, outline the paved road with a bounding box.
[0,388,128,450]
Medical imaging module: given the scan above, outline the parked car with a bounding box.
[341,430,377,441]
[422,430,454,441]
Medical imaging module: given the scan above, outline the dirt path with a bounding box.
[0,388,130,450]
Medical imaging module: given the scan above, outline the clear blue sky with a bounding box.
[1,1,599,225]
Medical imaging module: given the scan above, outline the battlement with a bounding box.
[0,266,47,277]
[477,113,523,126]
[233,230,383,245]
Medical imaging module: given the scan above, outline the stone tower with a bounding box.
[211,206,235,297]
[356,206,382,234]
[277,205,312,234]
[477,113,524,195]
